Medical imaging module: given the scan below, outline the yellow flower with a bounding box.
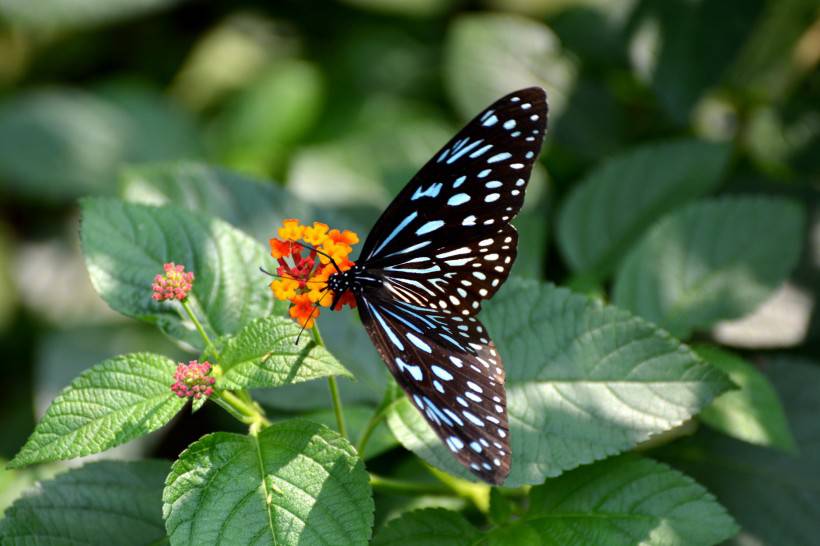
[309,287,334,307]
[270,278,299,301]
[303,221,330,246]
[278,219,304,241]
[267,219,360,328]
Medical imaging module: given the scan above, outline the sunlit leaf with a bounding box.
[387,279,732,486]
[218,316,352,390]
[120,161,362,255]
[163,420,373,545]
[445,13,577,122]
[490,455,738,546]
[558,139,730,277]
[9,353,184,468]
[80,197,279,350]
[695,345,796,451]
[613,196,805,339]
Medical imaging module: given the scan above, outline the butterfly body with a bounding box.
[325,88,548,484]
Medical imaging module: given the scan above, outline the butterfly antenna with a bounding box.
[297,243,344,274]
[295,287,330,345]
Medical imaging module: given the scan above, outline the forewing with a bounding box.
[358,87,548,295]
[377,223,518,316]
[358,294,510,484]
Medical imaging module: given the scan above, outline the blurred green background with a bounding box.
[0,0,818,538]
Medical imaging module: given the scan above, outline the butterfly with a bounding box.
[323,88,548,484]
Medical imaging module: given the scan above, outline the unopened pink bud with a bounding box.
[170,359,215,399]
[152,262,195,302]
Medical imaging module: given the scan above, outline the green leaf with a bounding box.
[372,508,480,546]
[727,0,819,101]
[80,197,278,349]
[488,488,512,526]
[253,312,387,411]
[301,405,399,461]
[387,279,732,486]
[119,161,385,407]
[695,345,796,451]
[637,0,763,123]
[163,420,373,545]
[557,139,730,277]
[208,60,323,176]
[494,455,737,546]
[288,97,453,211]
[218,316,352,390]
[0,460,169,545]
[445,13,577,122]
[337,0,453,16]
[509,167,550,279]
[0,0,183,30]
[613,197,805,339]
[120,161,359,250]
[9,353,184,468]
[0,88,200,201]
[658,356,820,546]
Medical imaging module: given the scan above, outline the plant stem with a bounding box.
[425,464,491,513]
[355,409,386,457]
[311,325,347,439]
[356,389,396,455]
[213,390,271,430]
[211,394,251,423]
[178,299,270,433]
[180,299,221,360]
[369,474,453,496]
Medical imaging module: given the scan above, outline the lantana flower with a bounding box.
[171,360,216,399]
[152,262,195,301]
[268,219,358,328]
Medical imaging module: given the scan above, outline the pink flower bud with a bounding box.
[170,360,215,399]
[152,262,195,302]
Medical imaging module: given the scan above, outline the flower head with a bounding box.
[152,262,195,301]
[171,360,216,399]
[267,219,359,328]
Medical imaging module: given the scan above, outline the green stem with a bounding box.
[424,464,491,513]
[312,325,347,439]
[213,390,271,431]
[369,474,453,496]
[180,299,221,360]
[178,299,270,433]
[211,394,252,423]
[356,388,396,455]
[355,408,386,456]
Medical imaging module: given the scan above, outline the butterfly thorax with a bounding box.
[326,264,381,308]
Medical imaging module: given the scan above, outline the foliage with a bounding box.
[1,0,817,545]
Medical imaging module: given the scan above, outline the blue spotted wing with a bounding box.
[354,88,547,484]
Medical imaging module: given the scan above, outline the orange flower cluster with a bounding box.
[269,219,359,329]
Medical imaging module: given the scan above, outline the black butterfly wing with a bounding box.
[357,293,510,484]
[358,87,547,315]
[351,87,547,483]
